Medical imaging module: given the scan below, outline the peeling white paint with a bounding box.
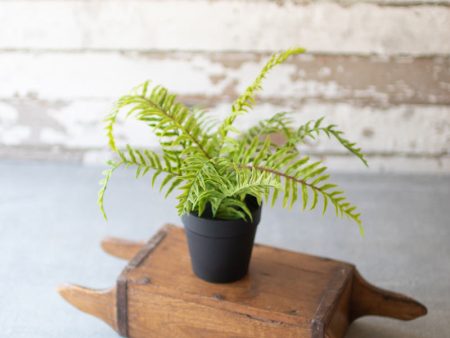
[0,53,226,100]
[39,128,67,145]
[3,98,447,155]
[43,100,111,148]
[0,125,31,145]
[0,52,447,106]
[0,96,448,173]
[0,1,449,55]
[205,101,450,155]
[0,102,18,122]
[0,1,449,173]
[0,102,30,145]
[38,100,159,149]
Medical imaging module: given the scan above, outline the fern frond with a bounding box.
[243,161,363,234]
[176,156,216,216]
[229,141,363,233]
[120,145,182,190]
[324,126,368,167]
[231,126,296,169]
[99,47,367,235]
[176,156,278,220]
[104,106,120,152]
[97,160,121,220]
[288,117,368,166]
[214,48,306,154]
[239,112,294,145]
[192,107,220,135]
[98,146,183,220]
[106,82,212,160]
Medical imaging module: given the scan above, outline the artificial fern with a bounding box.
[98,47,367,235]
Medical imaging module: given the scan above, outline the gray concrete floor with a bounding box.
[0,160,449,337]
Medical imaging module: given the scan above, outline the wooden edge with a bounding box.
[57,284,117,332]
[311,265,353,338]
[116,224,174,337]
[350,269,427,321]
[101,237,145,260]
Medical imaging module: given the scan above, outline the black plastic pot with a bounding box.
[181,198,262,283]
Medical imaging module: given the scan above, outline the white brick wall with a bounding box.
[0,0,449,173]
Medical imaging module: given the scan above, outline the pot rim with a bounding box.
[181,197,262,238]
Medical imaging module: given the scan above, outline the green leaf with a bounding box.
[301,184,308,210]
[311,189,318,210]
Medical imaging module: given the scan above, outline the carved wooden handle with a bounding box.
[101,237,145,260]
[57,284,118,332]
[350,269,427,321]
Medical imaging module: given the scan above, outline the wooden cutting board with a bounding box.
[58,224,426,338]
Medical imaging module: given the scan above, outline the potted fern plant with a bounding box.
[98,47,367,283]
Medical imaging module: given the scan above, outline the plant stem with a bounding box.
[242,164,320,193]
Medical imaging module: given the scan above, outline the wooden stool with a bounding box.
[58,224,426,338]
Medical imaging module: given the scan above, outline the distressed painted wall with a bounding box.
[0,0,449,173]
